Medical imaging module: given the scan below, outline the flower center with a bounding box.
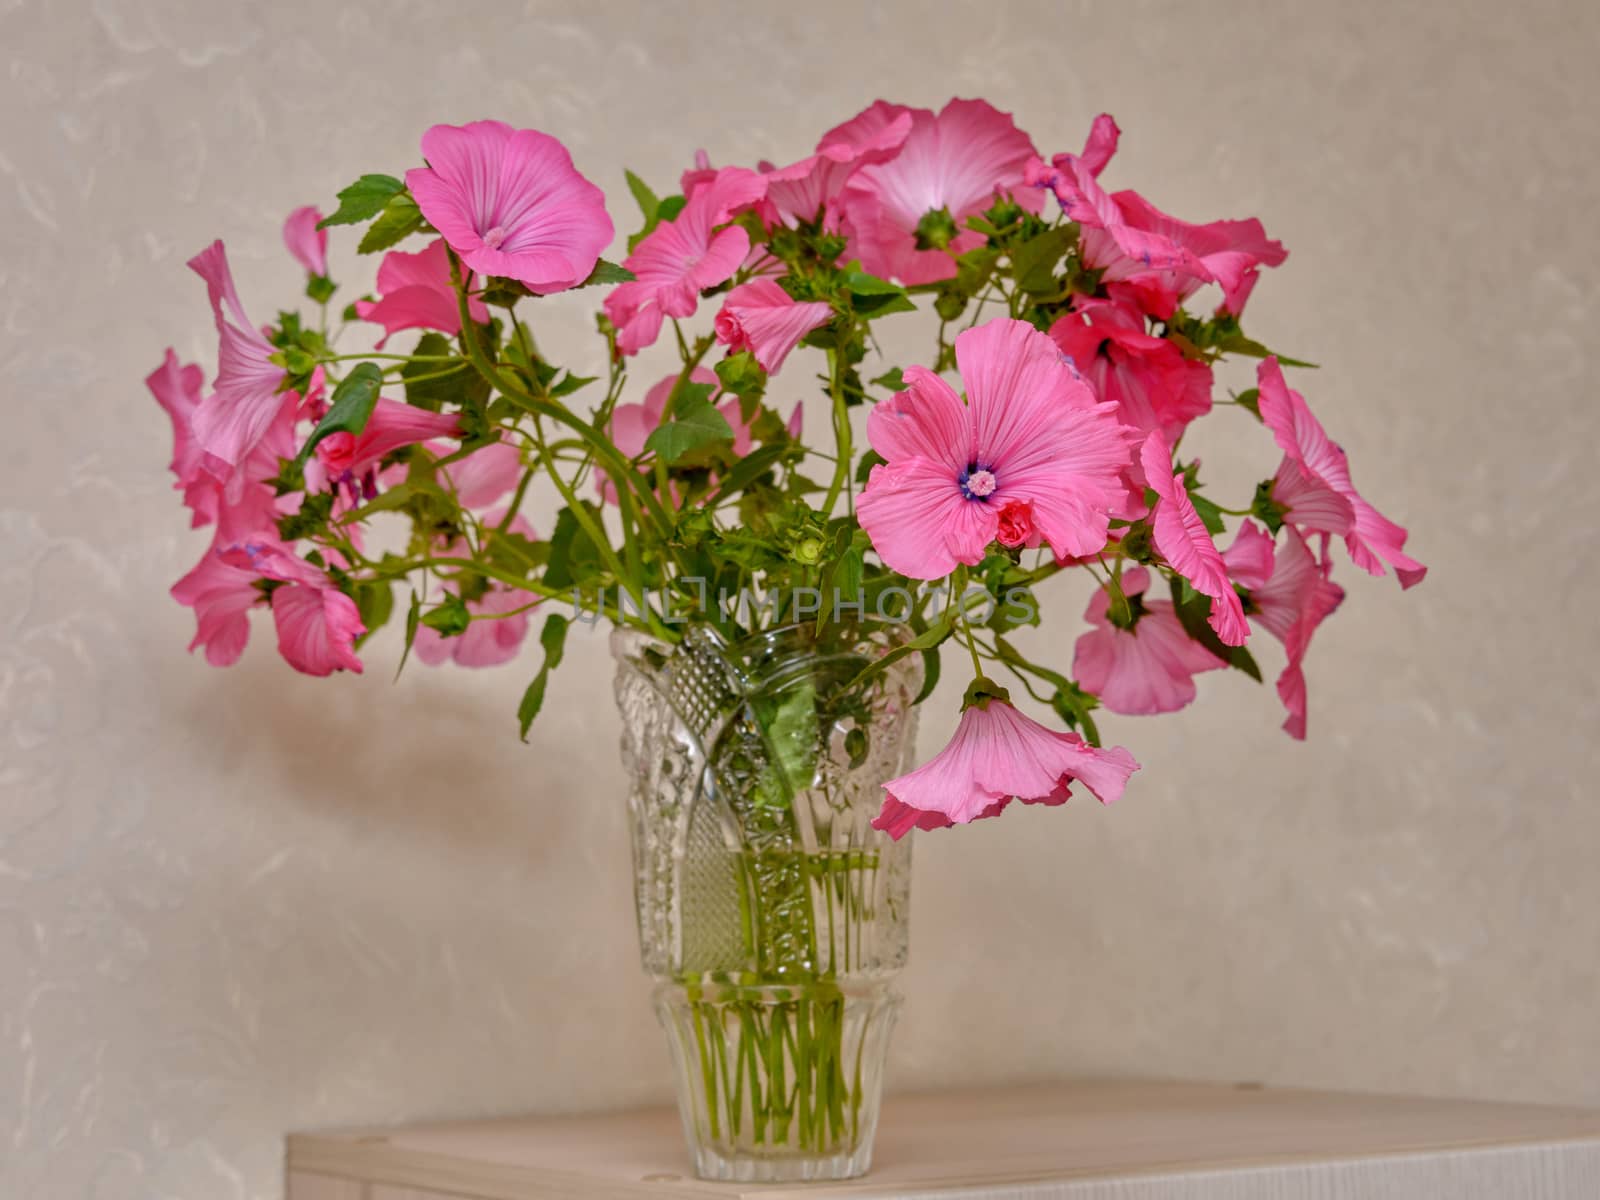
[960,464,998,501]
[482,225,509,249]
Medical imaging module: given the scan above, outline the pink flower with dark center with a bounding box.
[1072,566,1228,714]
[304,397,463,503]
[355,239,491,348]
[187,241,289,469]
[857,317,1131,579]
[406,120,613,294]
[871,693,1139,839]
[712,278,833,374]
[282,205,328,278]
[762,102,913,229]
[1048,299,1212,441]
[1257,358,1426,588]
[604,167,767,355]
[1140,432,1249,646]
[839,98,1041,285]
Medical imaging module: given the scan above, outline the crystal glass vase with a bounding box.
[612,621,922,1182]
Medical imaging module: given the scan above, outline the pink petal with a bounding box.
[1140,432,1248,646]
[282,205,328,277]
[1073,568,1227,714]
[865,366,972,471]
[270,583,364,676]
[1222,518,1276,591]
[712,278,832,374]
[186,241,289,467]
[444,438,523,509]
[856,457,994,580]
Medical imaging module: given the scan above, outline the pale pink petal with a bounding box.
[355,239,489,346]
[443,438,523,508]
[1074,568,1227,715]
[1271,457,1356,535]
[407,121,612,294]
[712,278,833,374]
[1222,519,1276,591]
[856,457,994,579]
[169,544,261,666]
[1140,432,1248,646]
[186,241,289,467]
[282,205,328,277]
[270,584,365,676]
[1078,113,1121,176]
[145,348,208,493]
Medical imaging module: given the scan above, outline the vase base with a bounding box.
[689,1143,873,1183]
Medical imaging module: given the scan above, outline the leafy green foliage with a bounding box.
[294,363,383,467]
[644,398,734,463]
[576,259,636,287]
[357,193,424,254]
[420,592,470,637]
[517,613,570,741]
[319,174,404,227]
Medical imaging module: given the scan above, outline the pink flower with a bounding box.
[354,239,491,348]
[146,349,218,526]
[1072,566,1228,714]
[283,205,328,277]
[712,278,832,374]
[762,102,913,229]
[187,241,289,468]
[1042,117,1286,318]
[839,98,1041,285]
[857,317,1131,579]
[413,511,538,669]
[1047,299,1212,441]
[994,499,1036,548]
[170,541,266,667]
[1140,432,1248,646]
[605,167,767,355]
[441,437,523,508]
[406,120,612,294]
[1225,522,1345,738]
[1257,358,1426,587]
[218,542,365,676]
[871,694,1139,839]
[304,398,463,502]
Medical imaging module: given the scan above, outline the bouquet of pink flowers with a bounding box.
[152,99,1424,836]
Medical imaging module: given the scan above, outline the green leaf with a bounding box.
[644,399,734,464]
[319,174,404,228]
[870,367,905,393]
[542,503,605,591]
[669,380,718,416]
[395,590,422,681]
[576,259,636,287]
[403,332,487,412]
[854,448,886,485]
[714,350,767,404]
[656,195,686,223]
[305,274,337,304]
[714,442,787,496]
[624,170,658,223]
[548,371,597,398]
[842,268,916,317]
[1188,491,1227,537]
[914,644,942,704]
[1169,576,1262,680]
[517,613,571,741]
[1011,227,1073,295]
[845,609,955,692]
[357,193,424,254]
[1233,387,1262,420]
[294,363,384,467]
[353,580,394,648]
[420,592,471,637]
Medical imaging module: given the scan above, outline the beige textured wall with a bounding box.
[2,0,1597,1196]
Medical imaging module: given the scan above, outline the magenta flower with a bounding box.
[762,101,913,229]
[856,317,1131,579]
[1140,432,1248,646]
[1257,359,1426,588]
[187,241,289,469]
[713,279,833,374]
[1225,522,1345,738]
[871,694,1139,839]
[406,120,612,294]
[355,239,490,348]
[282,205,328,278]
[304,397,463,503]
[605,167,767,355]
[1048,300,1212,441]
[1041,116,1286,318]
[1072,567,1228,714]
[839,98,1040,285]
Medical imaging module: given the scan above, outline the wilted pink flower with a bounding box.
[1225,521,1345,738]
[605,167,767,355]
[406,120,613,294]
[1140,432,1248,646]
[1072,566,1228,714]
[840,98,1040,285]
[762,102,913,229]
[1257,358,1425,588]
[1042,116,1286,318]
[355,239,491,347]
[217,542,365,676]
[187,241,289,469]
[713,278,832,374]
[1048,299,1212,441]
[283,205,328,278]
[304,398,463,502]
[857,317,1131,579]
[871,694,1139,839]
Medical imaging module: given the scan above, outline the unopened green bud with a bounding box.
[914,207,959,251]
